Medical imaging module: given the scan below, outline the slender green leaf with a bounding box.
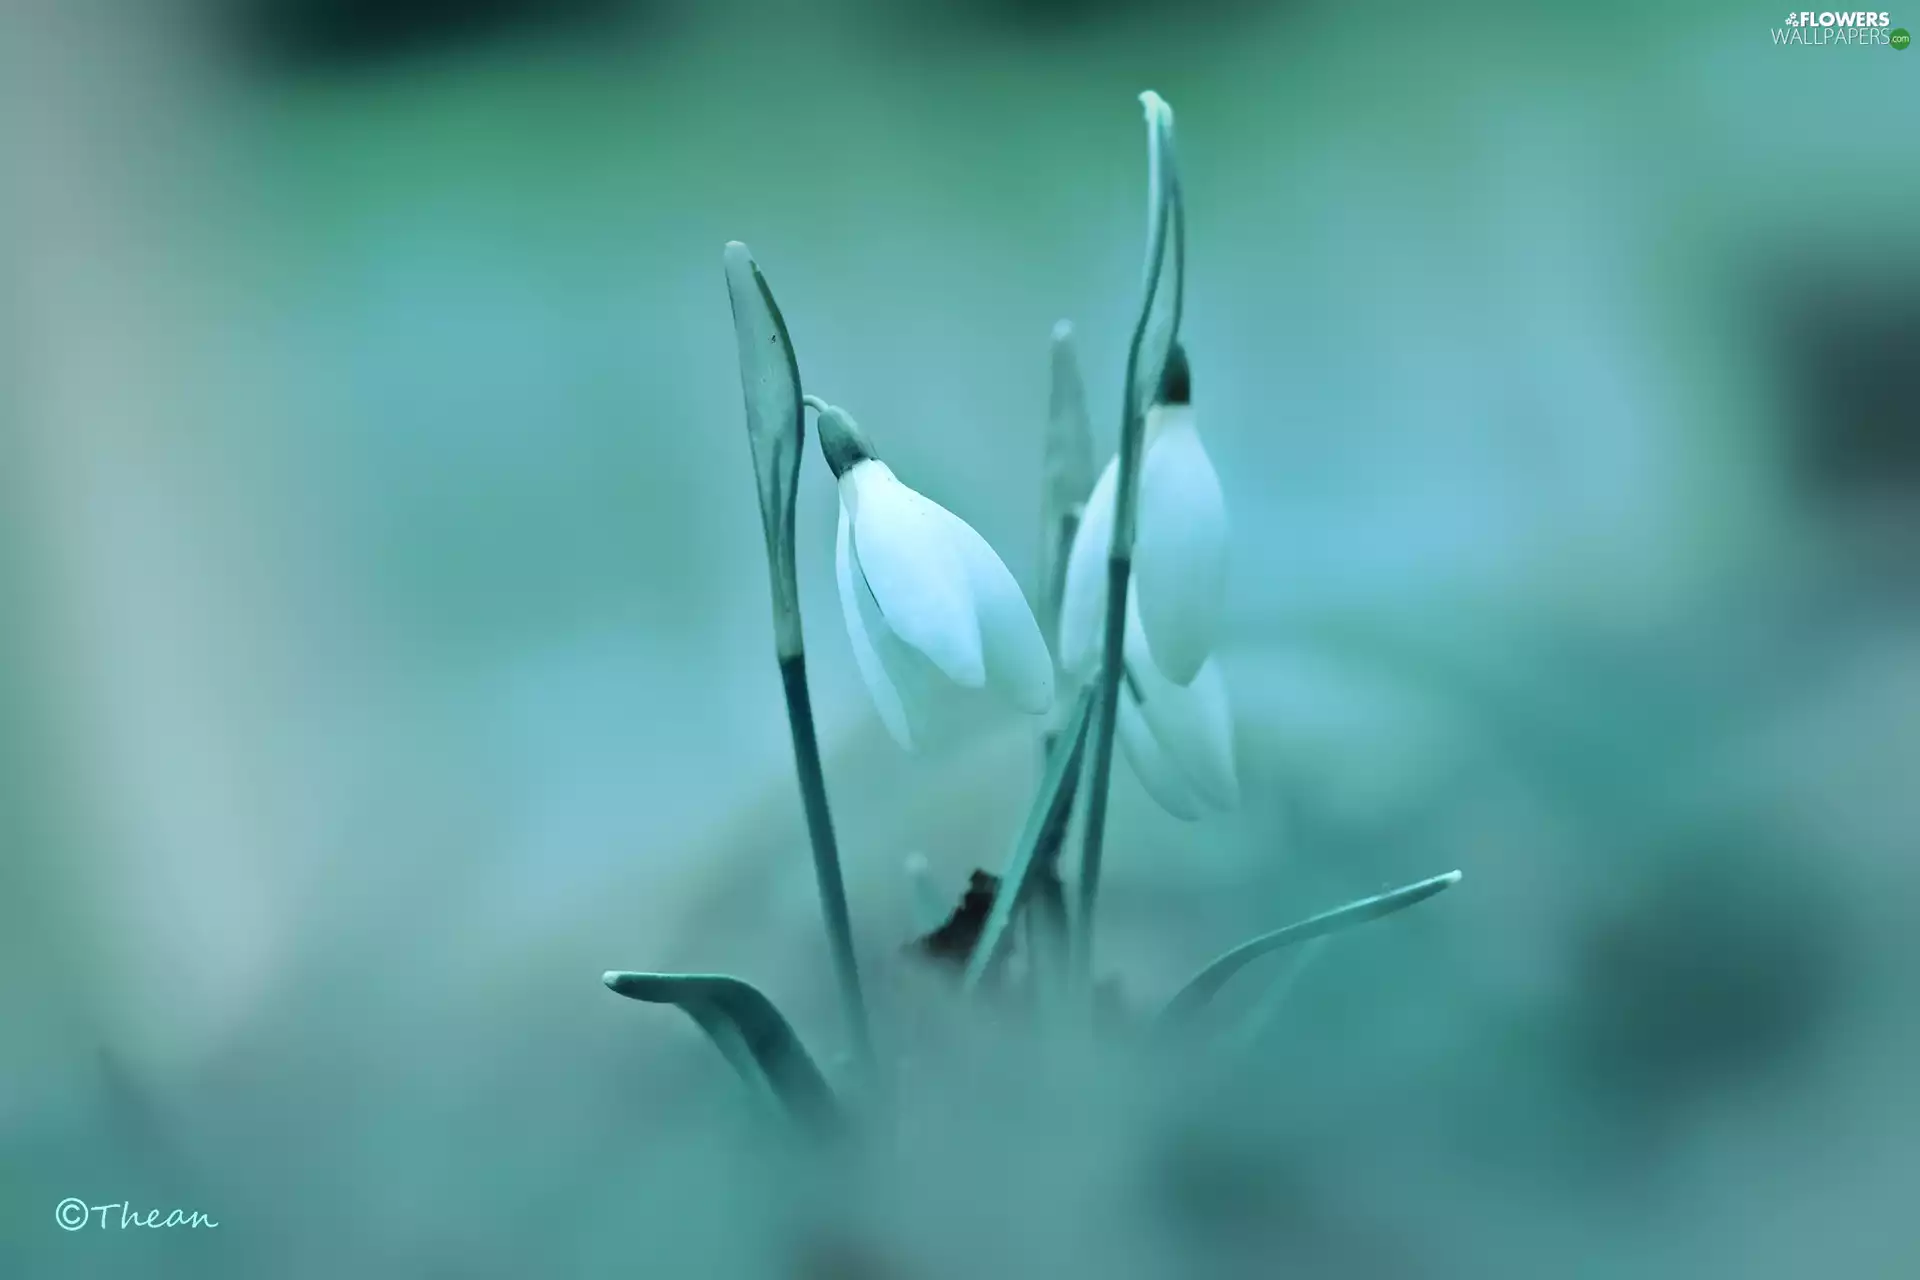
[1024,863,1072,1013]
[1042,322,1096,629]
[1154,870,1463,1028]
[1076,91,1182,988]
[1046,320,1095,504]
[1032,325,1096,995]
[603,971,841,1134]
[723,241,805,660]
[722,246,873,1088]
[963,685,1097,992]
[1223,937,1326,1056]
[1039,322,1094,773]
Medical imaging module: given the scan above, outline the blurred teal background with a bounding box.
[3,0,1918,1275]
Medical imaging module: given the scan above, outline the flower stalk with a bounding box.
[1073,91,1184,989]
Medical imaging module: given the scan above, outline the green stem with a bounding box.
[1026,710,1083,1012]
[1072,554,1135,984]
[777,652,875,1088]
[1074,94,1179,989]
[964,685,1097,990]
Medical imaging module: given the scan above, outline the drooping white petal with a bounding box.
[1128,657,1240,812]
[847,515,996,753]
[938,506,1055,714]
[1122,589,1239,811]
[1057,455,1118,677]
[839,501,1013,755]
[837,507,915,750]
[1117,683,1204,821]
[1134,405,1226,686]
[843,462,986,689]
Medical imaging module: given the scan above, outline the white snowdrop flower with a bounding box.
[817,399,1055,752]
[1115,587,1238,821]
[1059,341,1226,687]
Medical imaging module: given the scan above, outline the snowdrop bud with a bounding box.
[813,400,878,479]
[819,400,1055,752]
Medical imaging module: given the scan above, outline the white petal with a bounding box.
[1117,683,1204,821]
[845,463,985,689]
[1134,407,1226,686]
[1057,455,1118,678]
[844,513,999,755]
[939,508,1055,714]
[1124,590,1239,810]
[837,507,915,750]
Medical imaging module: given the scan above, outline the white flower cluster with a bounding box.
[823,344,1235,821]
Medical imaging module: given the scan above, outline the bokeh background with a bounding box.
[4,0,1918,1275]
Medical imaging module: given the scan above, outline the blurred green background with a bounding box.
[3,0,1917,1275]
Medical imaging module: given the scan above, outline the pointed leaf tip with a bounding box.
[1045,321,1096,522]
[1154,869,1464,1028]
[601,972,842,1134]
[604,971,679,1002]
[723,241,806,658]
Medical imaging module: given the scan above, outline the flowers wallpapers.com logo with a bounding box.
[1773,10,1909,45]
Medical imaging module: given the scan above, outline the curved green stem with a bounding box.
[1074,91,1182,990]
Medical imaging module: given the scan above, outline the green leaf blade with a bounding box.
[603,971,842,1134]
[723,241,805,659]
[962,684,1098,993]
[1154,870,1463,1029]
[1043,321,1096,554]
[1075,91,1183,988]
